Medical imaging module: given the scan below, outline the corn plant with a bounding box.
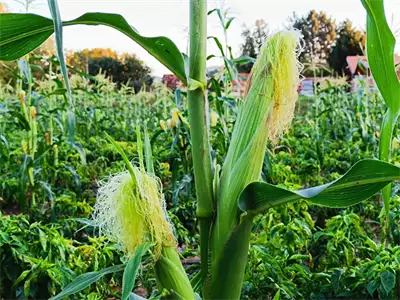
[360,0,400,243]
[1,0,400,299]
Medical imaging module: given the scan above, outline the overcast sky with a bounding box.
[6,0,400,76]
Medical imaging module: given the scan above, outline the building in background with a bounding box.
[346,55,400,92]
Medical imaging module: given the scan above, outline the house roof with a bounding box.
[346,55,400,74]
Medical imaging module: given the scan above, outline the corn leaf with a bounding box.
[239,159,400,214]
[47,0,72,105]
[0,13,187,83]
[143,124,154,175]
[122,243,150,300]
[208,215,253,300]
[50,264,125,300]
[360,0,400,112]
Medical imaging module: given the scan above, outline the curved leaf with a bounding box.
[47,0,73,105]
[239,159,400,214]
[232,55,256,65]
[361,0,400,111]
[0,13,187,83]
[122,243,150,300]
[50,264,125,300]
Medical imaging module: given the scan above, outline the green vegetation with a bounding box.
[0,0,399,299]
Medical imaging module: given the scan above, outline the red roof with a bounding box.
[346,55,400,75]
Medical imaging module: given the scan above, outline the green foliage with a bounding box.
[289,10,336,71]
[1,3,400,298]
[239,159,400,214]
[328,21,366,75]
[0,214,123,299]
[361,0,400,243]
[0,60,399,299]
[0,12,187,83]
[122,244,150,300]
[361,0,400,111]
[88,55,153,93]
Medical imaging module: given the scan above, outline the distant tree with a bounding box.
[89,57,121,83]
[66,50,89,73]
[328,20,366,75]
[120,53,153,91]
[289,10,336,75]
[66,48,119,72]
[88,53,152,92]
[238,20,269,73]
[83,48,118,60]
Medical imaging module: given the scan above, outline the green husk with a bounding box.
[207,30,302,299]
[92,168,176,259]
[93,133,194,299]
[154,247,196,300]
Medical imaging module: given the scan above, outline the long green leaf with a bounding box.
[0,13,187,83]
[122,243,150,300]
[50,264,125,300]
[208,214,253,300]
[47,0,72,105]
[360,0,400,111]
[143,124,154,175]
[105,132,136,183]
[239,159,400,214]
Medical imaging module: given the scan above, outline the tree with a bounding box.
[328,20,366,75]
[66,48,119,72]
[66,50,89,73]
[88,53,152,92]
[121,53,153,92]
[238,20,269,73]
[289,10,336,75]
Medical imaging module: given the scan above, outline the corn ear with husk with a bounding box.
[92,131,195,299]
[207,30,302,299]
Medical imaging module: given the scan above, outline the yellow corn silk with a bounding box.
[92,167,176,259]
[249,30,302,142]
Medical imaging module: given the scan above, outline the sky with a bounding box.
[6,0,400,76]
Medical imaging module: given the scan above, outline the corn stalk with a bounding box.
[361,0,400,243]
[187,0,214,287]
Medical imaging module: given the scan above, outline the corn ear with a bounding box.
[208,30,302,299]
[92,169,176,259]
[93,133,176,259]
[94,133,194,299]
[154,247,196,300]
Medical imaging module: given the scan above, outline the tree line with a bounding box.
[238,10,366,77]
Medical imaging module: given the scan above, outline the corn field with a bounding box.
[0,0,400,299]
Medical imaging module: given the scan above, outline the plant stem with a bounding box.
[188,0,214,285]
[379,108,398,244]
